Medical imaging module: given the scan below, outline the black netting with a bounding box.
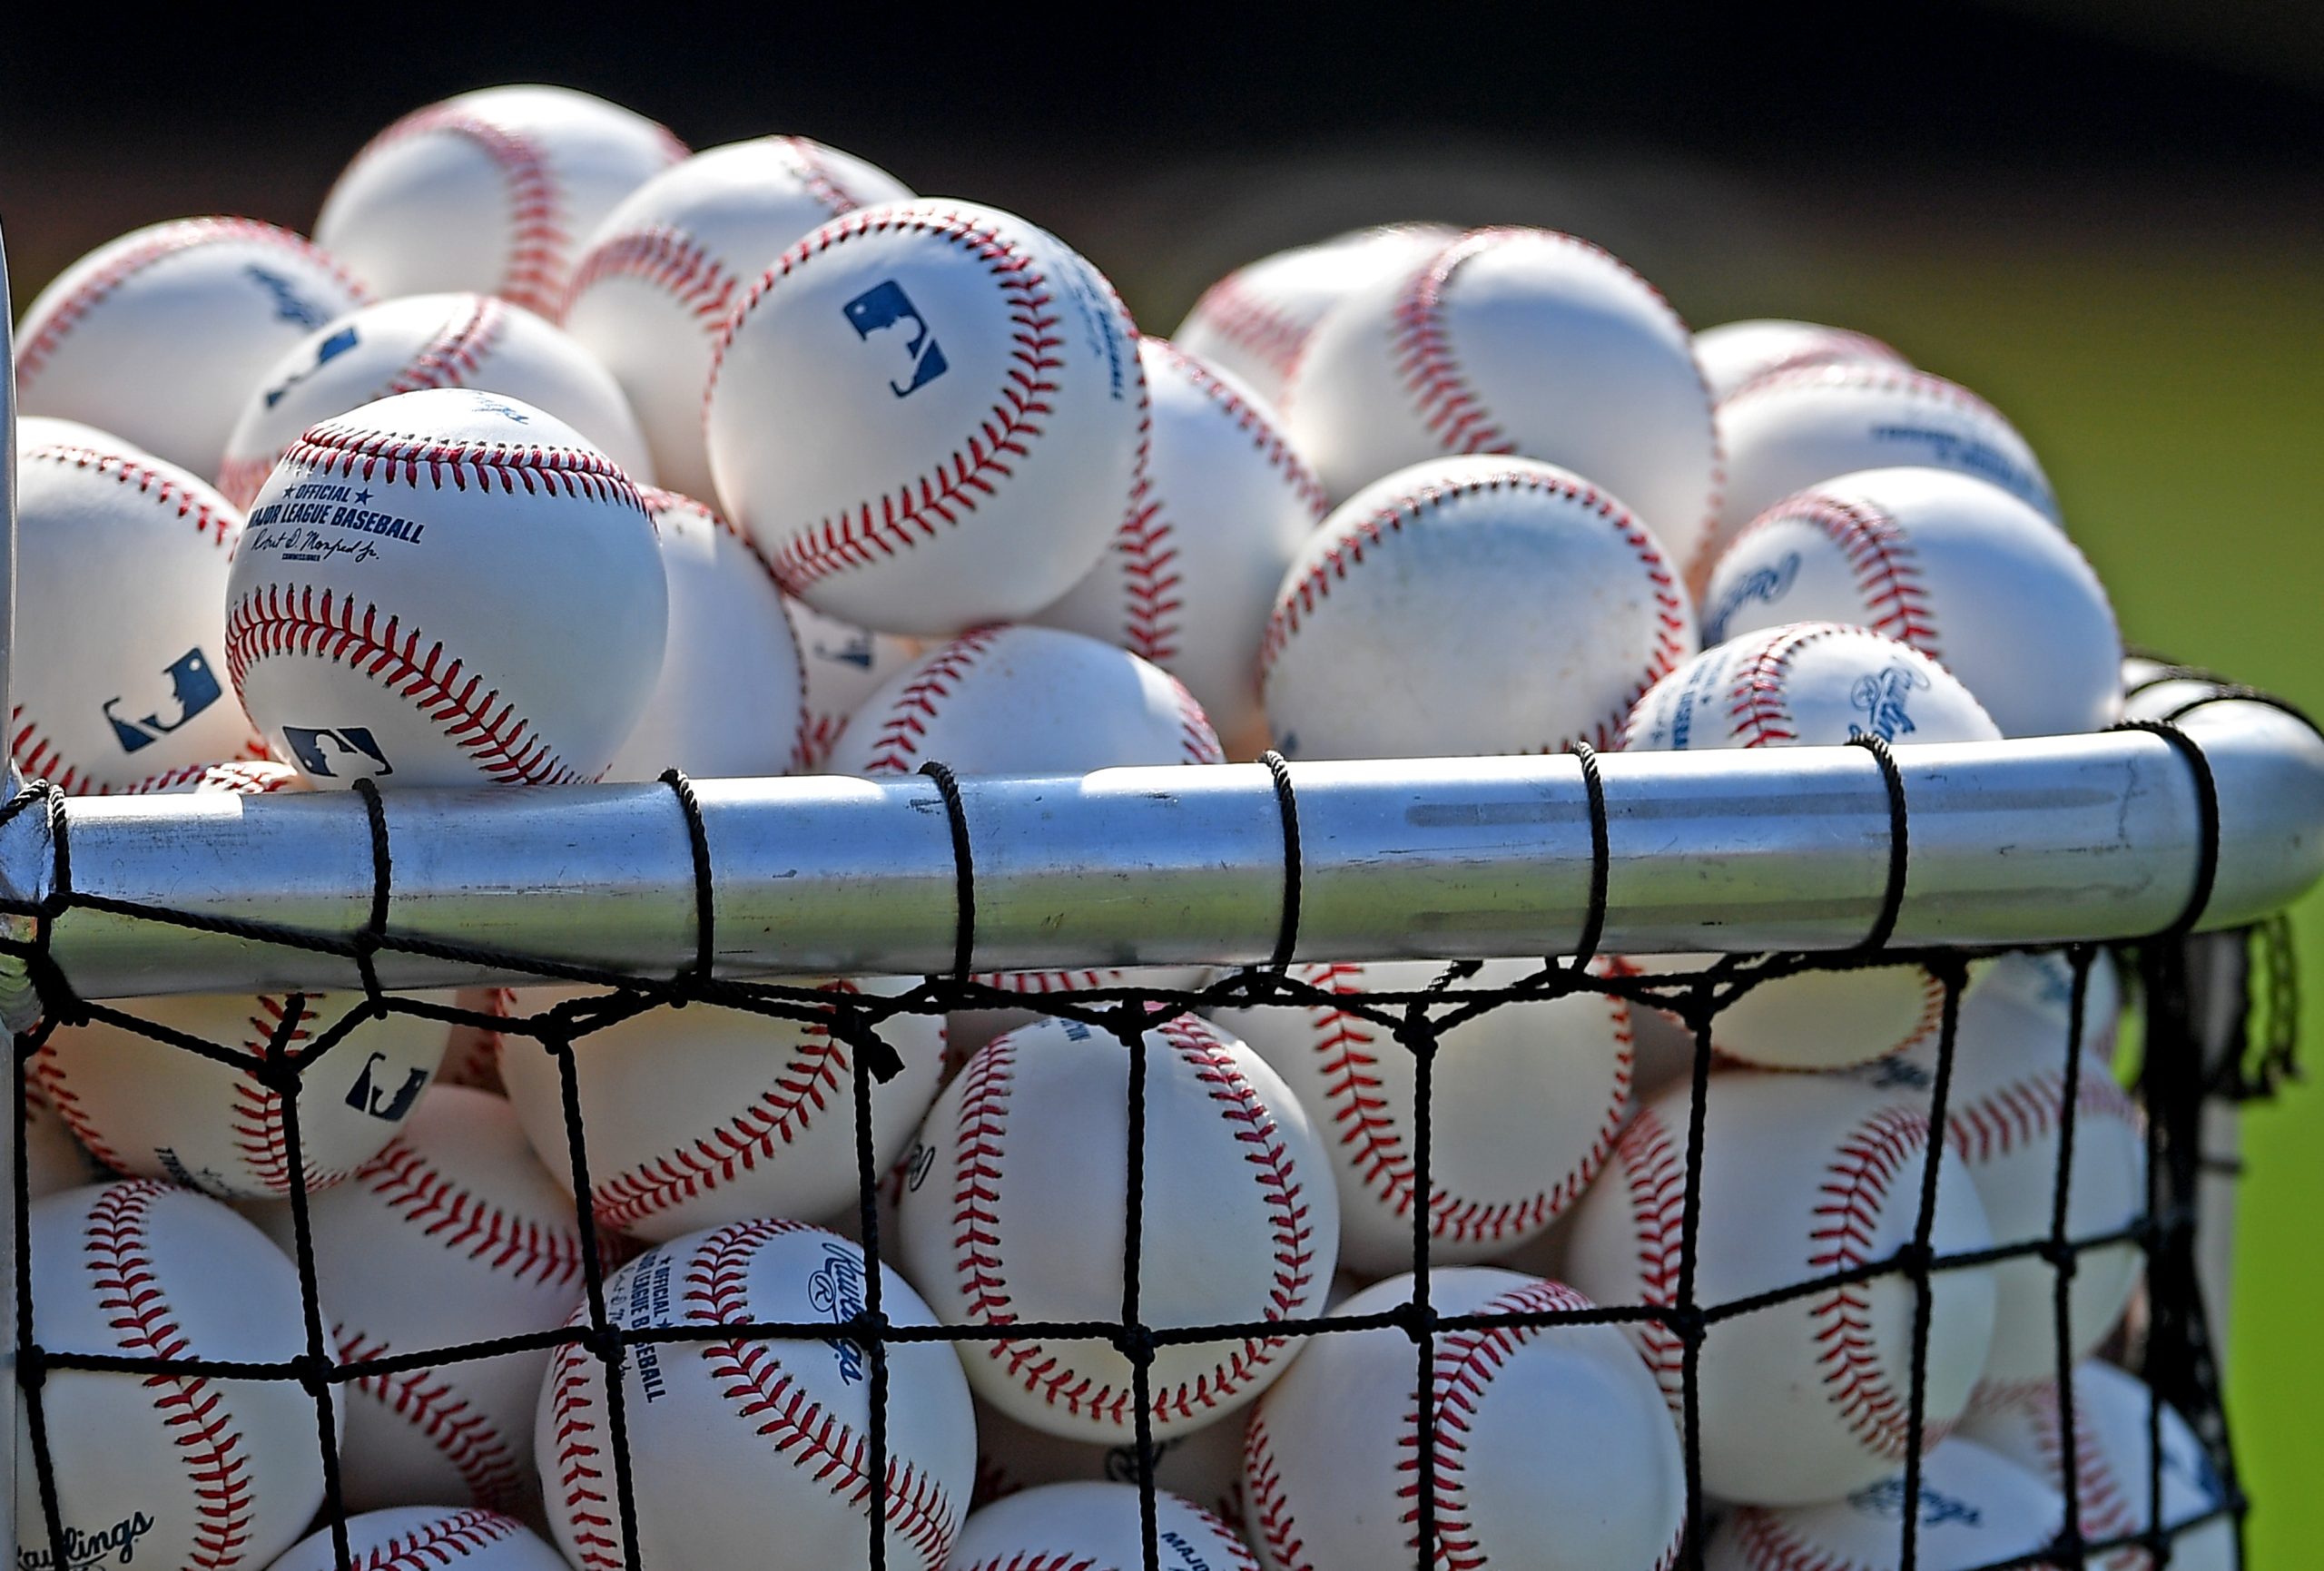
[0,712,2297,1571]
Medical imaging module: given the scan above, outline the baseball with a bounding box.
[1037,336,1329,757]
[704,199,1146,636]
[1704,466,2123,738]
[1617,623,2002,1072]
[267,1507,569,1571]
[1696,363,2059,593]
[1562,1070,1998,1505]
[1860,951,2146,1405]
[562,135,916,501]
[251,1085,595,1514]
[18,1181,340,1571]
[1963,1360,2234,1570]
[1261,456,1696,761]
[497,976,945,1242]
[949,1481,1257,1570]
[1244,1268,1685,1571]
[438,985,516,1092]
[1210,957,1633,1274]
[970,1395,1248,1532]
[1172,222,1454,409]
[788,594,921,771]
[1693,317,1910,403]
[217,291,655,507]
[15,217,369,476]
[1708,1438,2065,1571]
[537,1220,977,1571]
[11,428,268,792]
[1279,226,1718,565]
[33,991,448,1199]
[315,85,686,318]
[599,487,808,781]
[124,756,306,795]
[895,1011,1339,1444]
[21,1082,105,1201]
[226,388,669,789]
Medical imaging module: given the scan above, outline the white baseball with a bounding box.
[1695,363,2059,594]
[19,1181,340,1571]
[1210,957,1633,1274]
[1172,222,1454,409]
[16,413,147,455]
[705,199,1145,636]
[33,991,448,1199]
[266,1507,568,1571]
[788,594,921,771]
[251,1086,594,1514]
[1963,1360,2233,1570]
[1861,950,2145,1405]
[15,218,369,476]
[599,487,807,781]
[537,1221,977,1571]
[562,135,916,501]
[950,1481,1257,1570]
[1704,466,2122,738]
[1279,227,1718,564]
[21,1081,106,1201]
[1692,317,1909,403]
[226,388,668,789]
[1037,336,1329,756]
[1244,1269,1685,1571]
[437,985,516,1092]
[315,85,686,318]
[124,757,307,795]
[1708,1438,2065,1571]
[1261,456,1696,761]
[970,1396,1248,1532]
[497,976,945,1242]
[1618,623,2001,1072]
[10,431,268,792]
[217,292,655,508]
[895,1012,1340,1444]
[1562,1070,1998,1505]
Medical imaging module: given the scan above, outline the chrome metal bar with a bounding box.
[4,212,22,1560]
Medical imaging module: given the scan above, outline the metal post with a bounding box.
[4,211,23,1563]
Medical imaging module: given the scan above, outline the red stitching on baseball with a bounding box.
[16,217,367,389]
[545,1334,621,1571]
[355,1136,589,1287]
[84,1181,257,1569]
[1947,1065,2142,1167]
[706,205,1068,595]
[1153,337,1329,519]
[225,584,587,787]
[346,107,569,316]
[1183,271,1314,390]
[323,1507,525,1569]
[28,1052,134,1182]
[1304,963,1631,1245]
[1261,465,1689,752]
[25,443,241,545]
[1739,492,1942,657]
[1810,1106,1945,1462]
[2029,1382,2142,1568]
[687,1219,958,1569]
[1245,1409,1320,1571]
[1390,232,1518,456]
[856,625,1007,775]
[1725,1507,1864,1571]
[222,995,341,1196]
[564,226,740,338]
[339,1330,527,1509]
[278,420,641,503]
[1614,1105,1692,1406]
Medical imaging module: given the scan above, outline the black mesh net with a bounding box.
[0,702,2300,1571]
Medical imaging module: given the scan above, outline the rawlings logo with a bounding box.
[843,280,950,398]
[241,264,334,329]
[15,1509,156,1569]
[1703,552,1799,643]
[1849,661,1931,742]
[806,1241,871,1384]
[1847,1477,1983,1528]
[280,725,394,780]
[103,648,222,754]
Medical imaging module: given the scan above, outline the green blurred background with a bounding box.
[5,2,2319,1558]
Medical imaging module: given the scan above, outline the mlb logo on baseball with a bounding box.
[844,279,950,397]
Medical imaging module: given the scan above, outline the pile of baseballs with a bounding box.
[10,83,2217,1571]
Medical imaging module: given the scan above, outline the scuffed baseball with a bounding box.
[227,388,669,789]
[33,991,448,1200]
[15,218,369,476]
[1562,1071,1998,1505]
[1173,222,1454,408]
[1210,957,1633,1274]
[788,595,921,771]
[251,1086,596,1514]
[266,1507,568,1571]
[896,1012,1340,1444]
[1281,226,1718,565]
[18,1182,340,1571]
[497,977,945,1242]
[10,432,267,792]
[1245,1269,1684,1571]
[563,135,916,501]
[1261,456,1695,761]
[600,488,807,781]
[706,200,1145,637]
[1037,337,1329,757]
[537,1221,977,1571]
[949,1481,1257,1570]
[316,85,686,317]
[1693,318,1910,403]
[1709,1438,2065,1571]
[218,292,655,508]
[1697,364,2058,593]
[1705,466,2122,738]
